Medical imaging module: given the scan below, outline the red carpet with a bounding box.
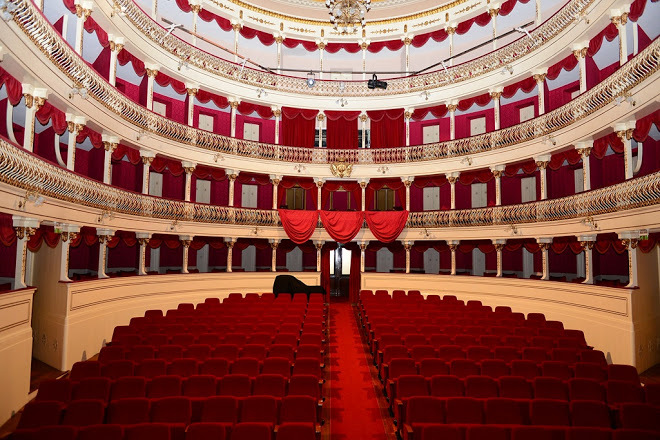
[326,300,394,440]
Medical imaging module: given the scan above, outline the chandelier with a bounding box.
[325,0,371,34]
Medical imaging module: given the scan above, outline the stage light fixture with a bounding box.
[367,74,387,90]
[306,72,316,88]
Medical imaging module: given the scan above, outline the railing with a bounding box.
[117,0,593,96]
[5,0,660,164]
[1,139,659,229]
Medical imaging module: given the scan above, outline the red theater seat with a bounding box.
[511,427,567,440]
[17,401,64,429]
[107,398,150,425]
[199,358,230,378]
[253,374,287,397]
[430,375,463,397]
[445,397,484,424]
[402,396,446,440]
[70,361,101,382]
[498,376,533,399]
[606,380,645,405]
[148,375,182,398]
[419,359,449,378]
[276,422,316,440]
[200,396,239,424]
[533,377,569,401]
[465,376,499,398]
[231,422,272,440]
[240,396,278,425]
[480,359,510,378]
[124,423,171,440]
[607,365,641,385]
[61,399,105,426]
[288,374,322,399]
[280,395,318,425]
[466,426,510,440]
[568,378,606,402]
[78,424,124,440]
[530,399,570,426]
[185,423,227,440]
[570,400,612,428]
[218,374,252,397]
[36,379,72,403]
[110,377,146,401]
[619,403,660,431]
[485,397,530,425]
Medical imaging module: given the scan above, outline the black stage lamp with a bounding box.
[367,73,387,90]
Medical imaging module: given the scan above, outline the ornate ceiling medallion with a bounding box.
[325,0,371,33]
[330,157,354,177]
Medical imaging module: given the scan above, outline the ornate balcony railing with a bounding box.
[5,0,660,165]
[116,0,594,97]
[1,139,659,230]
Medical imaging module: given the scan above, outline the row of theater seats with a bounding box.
[390,374,660,409]
[399,397,660,440]
[357,290,659,440]
[36,374,322,401]
[15,293,327,440]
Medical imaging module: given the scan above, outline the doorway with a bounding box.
[330,246,351,298]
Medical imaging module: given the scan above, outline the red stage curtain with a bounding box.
[365,178,406,210]
[368,109,404,148]
[364,211,409,243]
[325,111,360,149]
[546,54,579,80]
[412,104,448,121]
[278,209,319,244]
[282,107,318,148]
[321,181,361,211]
[320,211,364,243]
[0,66,23,106]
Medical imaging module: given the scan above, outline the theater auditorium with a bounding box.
[0,0,659,438]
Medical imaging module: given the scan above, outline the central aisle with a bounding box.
[326,300,395,440]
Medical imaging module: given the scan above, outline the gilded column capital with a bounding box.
[60,231,78,243]
[272,109,281,118]
[317,41,326,51]
[360,41,369,50]
[180,239,192,248]
[183,166,196,175]
[448,244,458,251]
[97,234,113,244]
[359,181,368,189]
[275,36,284,44]
[535,160,549,169]
[403,180,412,188]
[14,227,36,240]
[533,73,547,83]
[226,240,235,249]
[447,104,458,112]
[103,141,118,152]
[317,113,325,121]
[190,4,201,14]
[141,156,155,166]
[359,243,367,251]
[447,176,458,184]
[316,242,324,250]
[492,169,503,178]
[232,23,242,32]
[229,101,240,110]
[271,178,281,186]
[490,91,502,100]
[228,173,238,182]
[445,26,456,35]
[145,68,159,78]
[23,94,34,109]
[359,113,368,122]
[489,7,500,17]
[538,242,551,251]
[403,243,412,251]
[186,88,198,97]
[75,4,93,19]
[403,37,413,46]
[270,242,279,250]
[573,47,587,59]
[580,240,595,250]
[616,129,634,141]
[494,243,505,251]
[577,147,592,157]
[137,237,150,246]
[404,110,413,120]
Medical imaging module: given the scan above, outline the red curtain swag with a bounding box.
[320,210,364,243]
[35,102,67,135]
[502,77,537,99]
[413,175,448,188]
[592,132,624,159]
[633,109,660,142]
[548,149,582,170]
[365,178,406,210]
[84,17,109,47]
[412,29,448,48]
[193,165,227,181]
[237,102,274,119]
[151,156,185,176]
[459,169,493,185]
[456,12,491,35]
[0,66,23,106]
[239,27,275,46]
[154,72,187,95]
[278,209,319,244]
[236,172,271,186]
[117,49,146,77]
[277,177,318,208]
[282,38,319,51]
[364,211,409,243]
[196,90,229,109]
[325,42,362,53]
[504,159,538,177]
[76,126,103,149]
[320,181,362,210]
[112,144,142,165]
[587,24,619,58]
[367,40,405,53]
[458,93,492,112]
[412,104,448,121]
[546,54,579,80]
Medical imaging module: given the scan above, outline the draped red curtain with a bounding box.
[277,177,318,209]
[325,111,360,149]
[368,109,404,148]
[278,210,319,244]
[321,181,361,211]
[365,178,406,210]
[412,105,448,121]
[282,107,318,148]
[0,66,23,106]
[364,211,409,243]
[319,211,364,243]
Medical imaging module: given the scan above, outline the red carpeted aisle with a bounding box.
[326,300,394,440]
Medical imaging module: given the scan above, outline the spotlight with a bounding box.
[367,73,387,90]
[306,72,316,88]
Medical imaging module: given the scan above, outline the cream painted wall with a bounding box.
[0,288,35,425]
[631,247,660,372]
[361,273,636,366]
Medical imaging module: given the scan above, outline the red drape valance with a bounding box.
[237,102,273,118]
[193,165,227,181]
[633,109,660,142]
[412,29,448,48]
[282,38,319,51]
[325,42,362,53]
[456,12,491,35]
[367,40,405,53]
[365,178,406,210]
[111,144,142,165]
[413,175,448,188]
[587,24,619,57]
[151,157,184,176]
[0,66,23,106]
[412,104,448,121]
[196,90,229,108]
[364,211,408,243]
[319,211,364,243]
[504,159,538,177]
[117,49,146,77]
[154,72,187,95]
[277,177,318,208]
[279,209,319,244]
[459,169,493,185]
[35,102,67,135]
[502,77,537,99]
[548,149,582,170]
[320,181,362,210]
[592,132,624,159]
[546,54,579,80]
[458,93,492,112]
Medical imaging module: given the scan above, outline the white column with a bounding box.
[227,171,239,207]
[102,134,118,185]
[490,6,500,50]
[74,0,93,55]
[270,240,279,271]
[229,99,239,137]
[182,162,196,202]
[317,41,326,79]
[185,85,198,127]
[360,113,368,148]
[403,36,412,74]
[360,242,366,272]
[315,241,324,272]
[232,23,242,63]
[618,231,640,288]
[151,0,157,18]
[446,173,459,209]
[21,85,47,152]
[225,238,235,272]
[535,0,541,24]
[537,238,552,280]
[314,178,324,210]
[447,103,457,140]
[272,107,281,144]
[12,217,40,290]
[493,239,506,277]
[533,71,546,115]
[65,115,85,171]
[632,21,639,55]
[360,41,369,79]
[446,25,456,66]
[270,175,282,209]
[404,242,412,274]
[579,235,596,284]
[535,155,550,200]
[136,233,152,275]
[145,65,159,110]
[576,142,593,191]
[490,89,502,130]
[180,235,193,274]
[189,1,201,45]
[108,36,124,87]
[317,113,325,147]
[448,241,459,275]
[404,109,412,146]
[572,43,588,94]
[96,229,114,279]
[490,165,505,206]
[402,177,412,211]
[59,225,80,282]
[360,179,369,211]
[275,36,283,74]
[141,151,155,194]
[611,9,629,66]
[615,122,636,179]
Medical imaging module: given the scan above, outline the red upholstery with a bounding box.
[110,377,146,401]
[17,401,64,429]
[61,399,105,426]
[36,379,73,403]
[107,398,150,424]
